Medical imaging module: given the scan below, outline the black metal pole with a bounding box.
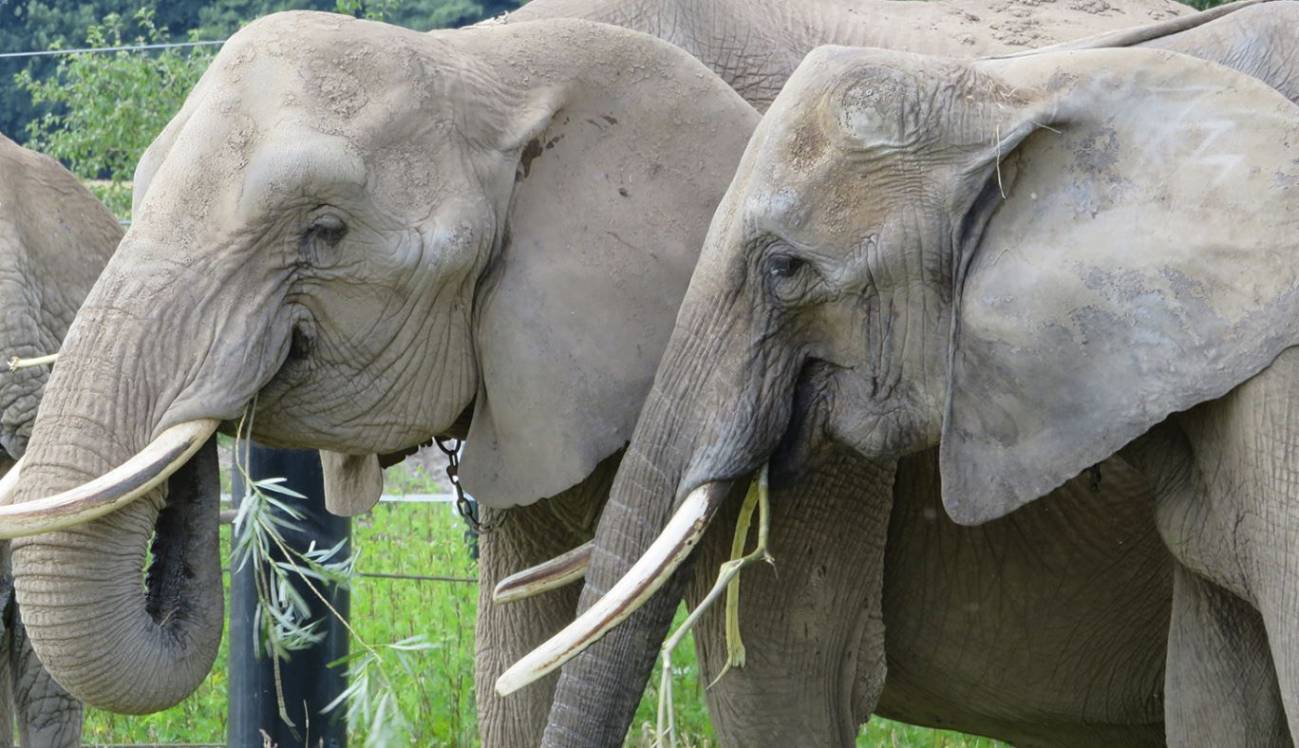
[229,445,350,748]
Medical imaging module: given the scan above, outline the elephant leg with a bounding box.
[687,445,894,748]
[0,605,11,748]
[0,541,78,748]
[1141,347,1299,742]
[9,609,81,748]
[1166,564,1289,747]
[475,454,616,748]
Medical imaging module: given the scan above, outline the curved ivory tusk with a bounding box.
[495,481,730,696]
[0,419,219,539]
[493,541,593,605]
[0,457,23,505]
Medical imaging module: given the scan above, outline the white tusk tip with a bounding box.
[495,667,533,696]
[491,541,593,605]
[492,482,729,697]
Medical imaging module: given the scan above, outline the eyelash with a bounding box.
[767,252,805,279]
[299,212,348,264]
[306,215,346,246]
[758,241,823,306]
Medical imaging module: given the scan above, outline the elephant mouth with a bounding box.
[768,358,840,477]
[286,320,315,362]
[249,313,317,416]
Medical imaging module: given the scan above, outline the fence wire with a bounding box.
[0,39,226,60]
[83,451,483,746]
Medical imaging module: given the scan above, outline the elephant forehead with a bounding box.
[212,12,479,131]
[743,135,893,250]
[780,46,981,149]
[742,166,807,226]
[742,109,836,227]
[239,135,367,214]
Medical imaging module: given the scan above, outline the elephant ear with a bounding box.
[458,20,759,507]
[939,48,1299,525]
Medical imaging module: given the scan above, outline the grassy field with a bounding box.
[80,458,1005,747]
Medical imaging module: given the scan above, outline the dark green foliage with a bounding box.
[2,0,528,155]
[15,8,213,216]
[0,0,1237,155]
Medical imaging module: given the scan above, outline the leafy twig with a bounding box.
[230,402,428,746]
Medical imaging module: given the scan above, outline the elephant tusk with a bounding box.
[493,541,593,605]
[495,481,730,696]
[0,419,218,539]
[660,466,774,744]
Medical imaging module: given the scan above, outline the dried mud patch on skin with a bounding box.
[1072,127,1121,177]
[1272,158,1299,192]
[785,116,830,171]
[990,19,1049,47]
[1068,0,1117,15]
[1066,126,1133,217]
[300,58,370,121]
[987,0,1063,47]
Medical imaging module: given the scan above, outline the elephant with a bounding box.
[0,12,758,744]
[502,0,1191,110]
[0,2,1283,742]
[494,1,1299,746]
[0,132,123,746]
[0,4,1277,748]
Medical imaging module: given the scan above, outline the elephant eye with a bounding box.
[767,253,805,279]
[305,213,347,247]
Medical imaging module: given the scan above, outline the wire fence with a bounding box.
[0,39,227,60]
[82,446,484,746]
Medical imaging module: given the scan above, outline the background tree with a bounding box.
[6,0,528,218]
[14,8,214,217]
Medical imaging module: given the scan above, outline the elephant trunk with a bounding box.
[11,424,223,714]
[526,286,801,745]
[539,365,720,743]
[4,244,284,713]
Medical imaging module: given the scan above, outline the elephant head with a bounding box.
[504,41,1299,741]
[1,12,756,713]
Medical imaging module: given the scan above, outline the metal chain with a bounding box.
[435,436,506,535]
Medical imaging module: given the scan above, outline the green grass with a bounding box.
[81,460,1004,747]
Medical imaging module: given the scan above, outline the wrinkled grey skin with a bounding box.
[0,547,80,748]
[6,12,758,736]
[0,3,1238,746]
[543,2,1299,746]
[504,1,1194,745]
[0,133,122,746]
[12,3,1279,746]
[504,0,1190,110]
